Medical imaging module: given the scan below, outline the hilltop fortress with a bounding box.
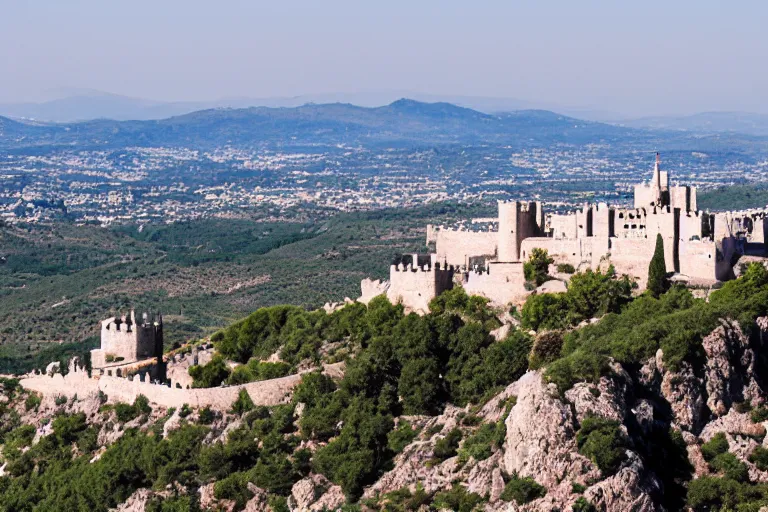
[365,155,768,312]
[90,310,165,380]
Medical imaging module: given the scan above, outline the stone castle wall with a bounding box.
[20,362,345,411]
[434,229,497,267]
[386,254,454,314]
[463,262,527,306]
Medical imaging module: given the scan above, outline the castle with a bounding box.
[90,310,165,380]
[367,155,768,312]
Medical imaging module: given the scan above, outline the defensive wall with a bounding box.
[92,311,163,369]
[432,229,497,267]
[386,253,454,314]
[462,262,527,306]
[20,361,345,411]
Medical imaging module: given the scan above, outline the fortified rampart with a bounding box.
[386,253,454,313]
[91,310,163,371]
[20,361,345,411]
[366,155,768,311]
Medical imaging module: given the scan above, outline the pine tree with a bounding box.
[647,233,668,297]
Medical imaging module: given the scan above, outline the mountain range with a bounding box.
[0,99,637,151]
[5,90,768,138]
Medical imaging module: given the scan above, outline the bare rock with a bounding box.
[702,320,764,416]
[243,484,270,512]
[290,473,344,511]
[700,409,766,441]
[466,452,502,500]
[637,350,663,393]
[45,361,60,376]
[536,280,568,294]
[565,362,630,423]
[162,408,182,438]
[503,372,598,488]
[199,483,235,512]
[687,443,710,478]
[363,407,467,497]
[659,358,706,433]
[477,382,518,424]
[632,399,656,436]
[489,323,511,341]
[584,452,661,512]
[311,485,346,511]
[114,488,155,512]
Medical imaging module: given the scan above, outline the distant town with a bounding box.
[3,143,768,226]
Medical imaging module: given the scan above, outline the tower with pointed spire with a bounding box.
[633,153,696,211]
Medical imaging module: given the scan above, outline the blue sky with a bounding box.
[1,0,766,116]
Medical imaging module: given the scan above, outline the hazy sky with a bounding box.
[1,0,766,116]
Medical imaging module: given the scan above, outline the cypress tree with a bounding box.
[647,233,668,297]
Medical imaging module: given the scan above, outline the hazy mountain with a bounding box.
[615,112,768,137]
[0,99,637,150]
[0,89,617,123]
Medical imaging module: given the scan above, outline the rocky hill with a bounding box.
[3,264,768,511]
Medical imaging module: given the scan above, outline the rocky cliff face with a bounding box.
[10,316,768,511]
[362,317,768,512]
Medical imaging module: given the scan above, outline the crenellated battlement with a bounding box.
[92,309,163,371]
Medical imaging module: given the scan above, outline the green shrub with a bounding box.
[576,416,627,475]
[686,476,744,511]
[231,389,255,415]
[433,428,462,461]
[701,432,729,462]
[431,484,484,512]
[24,392,41,411]
[524,248,554,286]
[189,355,231,388]
[709,453,749,482]
[572,496,597,512]
[458,421,505,463]
[214,471,250,509]
[557,263,576,274]
[179,403,192,418]
[387,420,420,454]
[749,445,768,470]
[134,394,151,416]
[647,234,668,298]
[500,474,546,504]
[268,495,290,512]
[528,330,564,369]
[751,406,768,423]
[381,485,431,511]
[54,394,68,406]
[198,406,216,424]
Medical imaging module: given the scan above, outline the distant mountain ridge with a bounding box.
[0,99,636,150]
[614,111,768,137]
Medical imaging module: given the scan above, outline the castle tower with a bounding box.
[652,152,661,194]
[497,201,519,262]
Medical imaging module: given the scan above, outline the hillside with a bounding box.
[0,203,493,373]
[698,183,768,211]
[0,99,643,150]
[4,264,768,511]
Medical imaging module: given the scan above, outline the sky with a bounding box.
[1,0,766,117]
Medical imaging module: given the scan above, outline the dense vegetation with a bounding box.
[5,257,768,510]
[698,183,768,211]
[0,202,489,373]
[545,263,768,394]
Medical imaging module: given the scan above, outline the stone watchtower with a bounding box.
[90,310,163,370]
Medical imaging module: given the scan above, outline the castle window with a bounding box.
[631,224,637,229]
[623,224,629,229]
